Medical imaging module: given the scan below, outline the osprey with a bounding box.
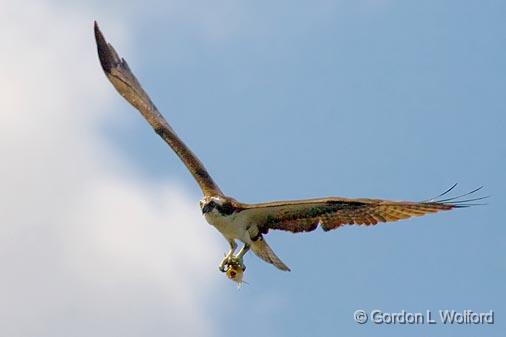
[94,22,483,275]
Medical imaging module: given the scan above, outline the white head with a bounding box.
[200,196,235,216]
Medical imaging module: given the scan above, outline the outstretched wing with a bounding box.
[241,187,484,233]
[94,22,223,197]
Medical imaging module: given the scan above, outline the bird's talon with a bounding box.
[227,255,246,271]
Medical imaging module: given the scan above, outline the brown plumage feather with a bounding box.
[249,236,291,271]
[94,22,223,197]
[238,197,467,233]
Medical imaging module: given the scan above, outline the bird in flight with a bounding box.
[94,22,483,283]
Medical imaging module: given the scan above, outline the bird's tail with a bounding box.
[250,236,290,271]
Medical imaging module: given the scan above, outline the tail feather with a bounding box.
[250,236,290,271]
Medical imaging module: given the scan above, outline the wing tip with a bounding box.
[424,184,489,209]
[93,21,118,74]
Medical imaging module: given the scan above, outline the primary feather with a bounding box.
[238,195,475,233]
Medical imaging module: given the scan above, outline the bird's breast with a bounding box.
[204,212,248,241]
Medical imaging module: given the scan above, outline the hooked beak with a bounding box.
[202,203,213,214]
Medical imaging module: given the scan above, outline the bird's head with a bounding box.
[200,196,223,214]
[200,196,236,215]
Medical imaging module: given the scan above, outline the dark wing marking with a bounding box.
[94,22,223,197]
[240,187,483,233]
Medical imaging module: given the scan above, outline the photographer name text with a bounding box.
[353,309,494,325]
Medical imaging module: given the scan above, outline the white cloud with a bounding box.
[0,1,222,336]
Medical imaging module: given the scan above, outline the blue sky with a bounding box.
[1,1,504,336]
[105,1,505,336]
